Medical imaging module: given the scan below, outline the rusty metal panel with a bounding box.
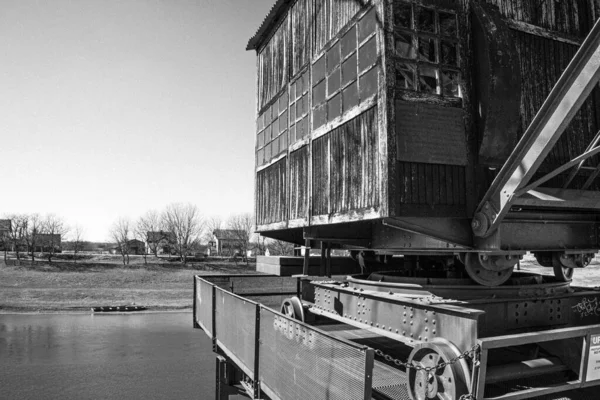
[311,106,380,217]
[259,307,373,400]
[214,288,257,377]
[256,158,287,227]
[396,101,468,166]
[195,277,213,336]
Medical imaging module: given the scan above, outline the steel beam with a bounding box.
[473,19,600,238]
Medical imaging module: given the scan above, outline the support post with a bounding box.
[302,238,310,275]
[320,242,326,276]
[326,243,332,278]
[215,355,228,400]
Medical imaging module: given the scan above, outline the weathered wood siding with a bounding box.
[289,146,309,220]
[485,0,597,36]
[391,0,467,212]
[256,159,287,226]
[515,31,600,183]
[313,0,365,54]
[398,162,466,206]
[312,107,380,216]
[257,16,289,110]
[479,0,600,189]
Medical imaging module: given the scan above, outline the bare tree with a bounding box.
[162,203,204,264]
[203,215,223,245]
[110,218,131,266]
[227,213,254,263]
[136,210,163,260]
[24,214,42,264]
[269,239,295,256]
[41,214,68,263]
[5,214,28,262]
[71,225,85,264]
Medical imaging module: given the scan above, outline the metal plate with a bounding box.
[215,289,257,377]
[259,307,372,400]
[195,277,213,336]
[396,101,467,166]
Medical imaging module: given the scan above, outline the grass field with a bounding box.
[3,253,600,313]
[0,254,257,312]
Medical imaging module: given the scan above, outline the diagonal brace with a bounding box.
[472,19,600,238]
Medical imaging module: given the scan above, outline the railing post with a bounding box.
[212,285,217,352]
[254,304,261,399]
[363,348,374,400]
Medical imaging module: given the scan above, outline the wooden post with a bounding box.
[302,238,310,275]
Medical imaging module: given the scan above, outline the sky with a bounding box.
[0,0,275,241]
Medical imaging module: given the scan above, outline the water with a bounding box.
[0,312,215,400]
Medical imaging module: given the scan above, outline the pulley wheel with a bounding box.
[280,297,304,322]
[407,339,470,400]
[464,253,512,286]
[552,254,574,282]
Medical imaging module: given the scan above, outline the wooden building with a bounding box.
[248,0,600,284]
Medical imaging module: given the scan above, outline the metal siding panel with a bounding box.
[258,307,371,400]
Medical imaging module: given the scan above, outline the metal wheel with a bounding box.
[464,253,513,286]
[552,254,574,282]
[280,297,304,322]
[407,339,470,400]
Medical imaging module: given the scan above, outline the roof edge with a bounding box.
[246,0,294,51]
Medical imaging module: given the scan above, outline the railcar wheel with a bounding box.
[280,297,304,322]
[464,253,513,286]
[552,254,574,282]
[407,339,470,400]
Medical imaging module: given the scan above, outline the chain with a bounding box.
[373,343,480,373]
[373,343,480,399]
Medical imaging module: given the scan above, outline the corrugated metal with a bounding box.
[485,0,596,36]
[195,277,213,336]
[397,162,466,205]
[215,289,257,376]
[256,158,288,226]
[289,146,309,220]
[514,30,600,188]
[259,307,372,400]
[258,14,289,110]
[312,106,380,216]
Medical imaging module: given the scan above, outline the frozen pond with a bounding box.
[0,312,215,399]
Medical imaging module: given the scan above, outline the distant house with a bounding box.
[127,239,146,255]
[212,229,244,256]
[33,234,62,253]
[146,231,176,255]
[0,220,10,251]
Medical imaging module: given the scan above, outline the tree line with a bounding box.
[110,202,294,266]
[1,213,80,263]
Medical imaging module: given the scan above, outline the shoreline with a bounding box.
[0,307,193,315]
